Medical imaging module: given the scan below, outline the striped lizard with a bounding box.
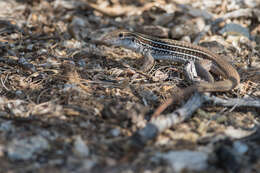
[101,29,240,116]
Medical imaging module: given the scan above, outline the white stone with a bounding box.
[156,150,208,172]
[233,141,248,155]
[7,136,49,160]
[73,136,89,157]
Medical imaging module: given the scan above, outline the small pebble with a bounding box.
[156,150,208,172]
[73,136,89,157]
[110,128,121,137]
[6,136,49,161]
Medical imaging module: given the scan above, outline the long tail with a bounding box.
[152,77,240,118]
[151,86,198,118]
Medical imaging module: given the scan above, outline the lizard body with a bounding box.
[101,29,240,115]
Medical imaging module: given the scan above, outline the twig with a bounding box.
[0,77,10,91]
[127,93,260,150]
[151,97,174,118]
[128,92,205,149]
[204,95,260,107]
[222,8,253,20]
[151,86,197,118]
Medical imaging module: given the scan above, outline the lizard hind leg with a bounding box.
[152,60,214,118]
[184,60,215,83]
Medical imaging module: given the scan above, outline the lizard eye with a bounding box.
[118,33,123,38]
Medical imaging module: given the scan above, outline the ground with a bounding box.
[0,0,260,172]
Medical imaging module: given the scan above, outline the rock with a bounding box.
[170,21,199,39]
[73,136,89,157]
[233,141,248,155]
[53,0,83,9]
[78,159,96,172]
[215,144,241,172]
[219,23,251,39]
[0,121,14,132]
[225,126,254,139]
[68,16,91,40]
[138,25,169,38]
[110,128,121,137]
[153,70,168,82]
[156,150,208,172]
[244,0,260,8]
[6,136,49,161]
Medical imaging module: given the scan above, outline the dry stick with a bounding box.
[151,97,174,118]
[129,92,205,149]
[204,95,260,107]
[129,93,260,149]
[152,93,260,124]
[222,8,253,19]
[151,86,197,118]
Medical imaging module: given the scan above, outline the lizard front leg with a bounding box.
[140,53,155,72]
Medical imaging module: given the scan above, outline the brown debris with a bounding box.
[0,0,259,172]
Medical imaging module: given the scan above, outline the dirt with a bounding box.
[0,0,260,172]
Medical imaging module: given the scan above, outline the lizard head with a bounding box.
[101,29,140,50]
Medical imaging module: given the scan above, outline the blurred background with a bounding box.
[0,0,259,173]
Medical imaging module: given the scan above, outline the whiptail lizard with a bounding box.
[101,29,240,116]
